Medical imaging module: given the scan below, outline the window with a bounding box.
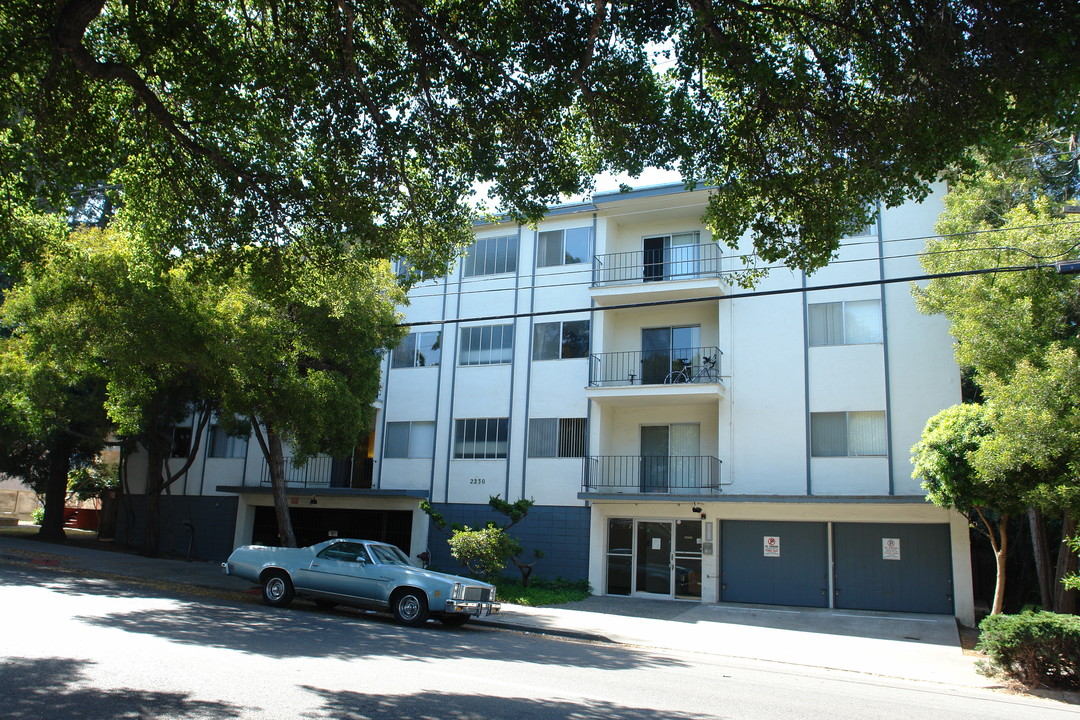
[811,411,887,457]
[384,421,435,458]
[458,324,514,366]
[538,227,591,267]
[454,418,509,459]
[462,235,517,277]
[808,300,882,346]
[208,426,248,459]
[170,427,192,458]
[391,331,441,368]
[533,320,589,360]
[528,418,587,458]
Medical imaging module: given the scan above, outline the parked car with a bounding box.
[223,538,500,627]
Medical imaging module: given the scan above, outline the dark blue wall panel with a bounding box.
[425,503,590,581]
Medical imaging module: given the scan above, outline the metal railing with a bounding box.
[593,243,723,286]
[583,455,724,493]
[590,346,722,387]
[259,456,338,488]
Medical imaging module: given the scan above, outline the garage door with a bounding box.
[833,523,953,615]
[720,521,828,607]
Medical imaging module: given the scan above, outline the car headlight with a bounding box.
[452,582,463,600]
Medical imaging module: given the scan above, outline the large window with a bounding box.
[811,411,887,457]
[808,300,882,346]
[453,418,509,459]
[538,227,591,267]
[384,421,435,459]
[528,418,587,458]
[459,324,514,366]
[533,320,589,360]
[462,235,517,277]
[391,331,441,368]
[208,425,248,459]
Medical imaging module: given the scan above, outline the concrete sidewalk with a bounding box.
[0,535,988,688]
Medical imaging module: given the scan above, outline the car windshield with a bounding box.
[368,544,414,567]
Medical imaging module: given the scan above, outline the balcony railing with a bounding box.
[593,243,723,286]
[583,455,724,493]
[259,456,372,489]
[590,346,722,387]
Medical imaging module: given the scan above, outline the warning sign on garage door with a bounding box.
[882,537,901,561]
[763,535,780,557]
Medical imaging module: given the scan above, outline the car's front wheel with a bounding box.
[261,571,295,608]
[391,589,429,627]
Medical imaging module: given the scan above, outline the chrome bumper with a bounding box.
[444,600,500,617]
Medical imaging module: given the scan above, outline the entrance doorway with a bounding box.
[607,517,703,599]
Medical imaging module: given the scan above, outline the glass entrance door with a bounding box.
[636,521,672,596]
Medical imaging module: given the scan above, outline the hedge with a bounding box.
[977,611,1080,689]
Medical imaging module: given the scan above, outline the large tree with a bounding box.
[3,2,1079,277]
[915,128,1080,612]
[0,226,221,553]
[214,246,406,547]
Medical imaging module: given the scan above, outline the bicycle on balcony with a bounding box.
[664,355,718,384]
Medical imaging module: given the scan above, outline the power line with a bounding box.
[400,262,1059,328]
[400,219,1080,304]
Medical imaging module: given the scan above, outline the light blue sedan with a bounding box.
[223,538,499,627]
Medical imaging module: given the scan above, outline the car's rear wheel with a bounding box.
[439,614,469,627]
[391,589,429,627]
[261,571,295,608]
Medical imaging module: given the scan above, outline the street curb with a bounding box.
[470,617,613,644]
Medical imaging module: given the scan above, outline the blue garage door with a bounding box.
[833,523,953,615]
[720,521,828,607]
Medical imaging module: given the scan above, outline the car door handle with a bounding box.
[311,563,320,568]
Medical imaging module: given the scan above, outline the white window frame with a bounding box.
[532,319,589,360]
[458,324,514,366]
[384,421,435,459]
[462,234,517,277]
[391,330,441,368]
[537,227,591,267]
[207,425,248,459]
[808,300,882,347]
[527,418,587,458]
[453,418,510,459]
[810,411,887,457]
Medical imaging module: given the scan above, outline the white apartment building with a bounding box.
[121,181,973,623]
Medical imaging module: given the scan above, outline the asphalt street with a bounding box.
[1,563,1073,720]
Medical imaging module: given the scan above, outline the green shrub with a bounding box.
[493,576,592,606]
[31,506,45,525]
[977,611,1080,689]
[448,525,519,579]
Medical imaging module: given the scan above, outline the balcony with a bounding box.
[587,347,724,406]
[582,455,725,496]
[258,456,374,489]
[591,243,728,305]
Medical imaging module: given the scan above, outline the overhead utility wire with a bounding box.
[399,262,1061,329]
[402,219,1080,302]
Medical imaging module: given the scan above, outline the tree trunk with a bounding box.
[1053,512,1078,614]
[1028,507,1053,610]
[38,435,73,542]
[267,428,297,548]
[142,443,167,557]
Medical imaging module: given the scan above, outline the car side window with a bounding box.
[318,542,370,563]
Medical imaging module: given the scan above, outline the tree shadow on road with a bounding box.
[299,686,721,720]
[77,597,687,671]
[0,657,242,719]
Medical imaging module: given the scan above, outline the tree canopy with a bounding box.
[4,1,1079,275]
[914,127,1080,611]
